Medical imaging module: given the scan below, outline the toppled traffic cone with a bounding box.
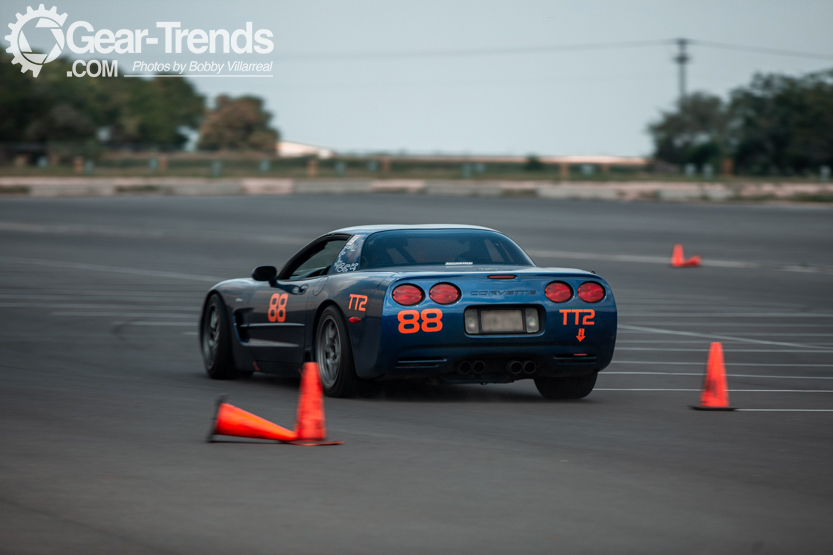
[671,244,701,267]
[207,395,299,443]
[691,342,735,411]
[293,362,342,445]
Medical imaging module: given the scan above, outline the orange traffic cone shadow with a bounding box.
[293,362,343,446]
[691,342,735,411]
[671,244,701,267]
[207,395,299,443]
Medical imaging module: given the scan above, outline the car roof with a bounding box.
[330,224,498,235]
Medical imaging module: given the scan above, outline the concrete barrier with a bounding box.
[294,181,372,194]
[0,176,830,203]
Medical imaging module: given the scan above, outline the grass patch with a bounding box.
[0,186,29,195]
[790,193,833,203]
[115,185,162,194]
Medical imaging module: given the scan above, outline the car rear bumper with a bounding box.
[367,341,612,382]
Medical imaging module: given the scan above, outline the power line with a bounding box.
[276,39,671,61]
[691,40,833,61]
[275,37,833,63]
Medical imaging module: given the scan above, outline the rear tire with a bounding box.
[315,306,360,398]
[200,294,239,379]
[535,372,598,400]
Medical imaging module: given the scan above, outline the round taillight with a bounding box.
[429,283,460,305]
[545,281,573,303]
[392,284,424,306]
[577,282,605,303]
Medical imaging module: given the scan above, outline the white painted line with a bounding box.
[0,293,200,301]
[596,389,833,392]
[616,347,833,353]
[111,321,195,326]
[0,221,166,238]
[605,372,833,379]
[616,334,833,349]
[0,255,221,283]
[611,361,833,366]
[618,340,752,344]
[618,331,833,337]
[0,303,197,310]
[623,313,833,318]
[619,323,833,328]
[619,324,833,350]
[735,409,833,412]
[527,249,833,275]
[53,312,196,318]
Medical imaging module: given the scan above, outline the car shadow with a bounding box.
[250,373,598,404]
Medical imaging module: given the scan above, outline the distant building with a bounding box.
[277,141,334,159]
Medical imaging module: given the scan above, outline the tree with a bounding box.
[0,53,205,148]
[647,92,730,169]
[648,69,833,175]
[197,95,279,152]
[730,70,833,174]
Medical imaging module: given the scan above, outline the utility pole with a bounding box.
[674,38,690,103]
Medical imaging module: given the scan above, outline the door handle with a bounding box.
[297,285,308,294]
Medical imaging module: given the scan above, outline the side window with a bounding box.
[332,235,365,274]
[287,239,348,280]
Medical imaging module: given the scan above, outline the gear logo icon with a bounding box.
[5,4,67,77]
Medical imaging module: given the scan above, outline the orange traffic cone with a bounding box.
[671,244,701,267]
[293,362,342,445]
[207,395,299,442]
[691,342,735,411]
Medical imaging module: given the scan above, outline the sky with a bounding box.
[4,0,832,156]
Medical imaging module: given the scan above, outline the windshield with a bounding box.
[360,230,533,270]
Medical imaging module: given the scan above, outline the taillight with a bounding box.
[392,284,424,306]
[429,283,460,304]
[577,282,605,303]
[545,281,572,303]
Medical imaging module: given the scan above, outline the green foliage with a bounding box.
[731,71,833,174]
[649,69,833,174]
[197,95,279,152]
[524,155,544,171]
[0,53,204,147]
[648,93,729,169]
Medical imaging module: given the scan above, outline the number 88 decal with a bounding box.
[268,293,288,322]
[398,309,443,334]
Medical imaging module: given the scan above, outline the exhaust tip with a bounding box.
[459,361,472,374]
[472,360,486,374]
[507,360,523,374]
[523,360,537,374]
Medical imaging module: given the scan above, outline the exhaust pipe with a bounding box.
[472,360,486,374]
[523,360,537,374]
[458,361,472,374]
[507,360,523,374]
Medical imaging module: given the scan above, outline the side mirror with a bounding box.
[251,265,278,282]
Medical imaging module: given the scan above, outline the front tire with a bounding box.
[200,294,239,379]
[315,306,360,398]
[534,372,598,400]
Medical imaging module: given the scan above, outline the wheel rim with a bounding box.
[202,303,220,367]
[317,316,341,389]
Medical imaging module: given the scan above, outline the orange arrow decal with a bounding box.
[577,328,585,342]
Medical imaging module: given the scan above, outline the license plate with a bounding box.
[479,309,524,333]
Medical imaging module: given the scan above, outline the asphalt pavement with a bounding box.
[1,194,832,554]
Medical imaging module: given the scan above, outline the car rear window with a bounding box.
[360,230,533,269]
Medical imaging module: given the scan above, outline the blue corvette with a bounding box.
[199,225,617,399]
